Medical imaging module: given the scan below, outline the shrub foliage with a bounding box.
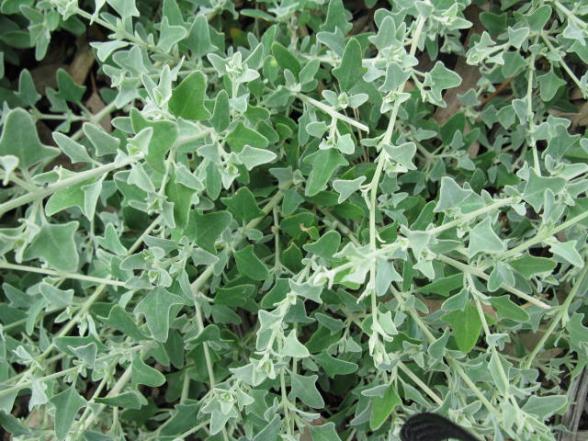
[0,0,587,440]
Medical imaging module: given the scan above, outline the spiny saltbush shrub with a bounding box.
[0,0,587,440]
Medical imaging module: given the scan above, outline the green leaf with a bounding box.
[185,15,214,58]
[55,68,86,103]
[39,283,74,308]
[383,142,417,172]
[548,239,584,268]
[221,188,263,223]
[130,108,178,173]
[215,284,256,308]
[0,108,58,169]
[15,69,40,106]
[271,42,301,77]
[315,352,358,377]
[332,38,365,92]
[106,0,139,19]
[50,385,87,441]
[23,222,80,272]
[443,302,482,353]
[169,71,210,121]
[134,288,184,342]
[53,132,94,164]
[418,274,463,297]
[226,122,269,152]
[0,410,30,437]
[487,261,515,292]
[369,384,401,431]
[131,354,166,387]
[522,395,567,419]
[253,416,281,441]
[332,176,365,203]
[304,149,348,196]
[157,17,187,52]
[96,391,147,410]
[467,217,506,257]
[45,181,87,217]
[320,0,352,33]
[185,211,232,253]
[509,255,556,277]
[234,245,269,281]
[101,305,146,341]
[423,62,462,107]
[434,177,482,214]
[238,146,277,171]
[567,313,588,344]
[507,26,529,49]
[489,295,530,322]
[166,177,193,228]
[538,69,565,102]
[303,231,341,259]
[309,422,343,441]
[488,351,509,395]
[70,343,97,368]
[526,5,552,32]
[211,89,230,132]
[83,123,120,156]
[96,224,127,255]
[290,372,324,408]
[282,330,310,358]
[523,170,566,212]
[375,258,402,296]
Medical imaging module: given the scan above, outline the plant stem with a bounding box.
[0,154,140,217]
[526,40,540,176]
[390,286,502,425]
[295,93,369,132]
[280,369,293,437]
[437,254,551,309]
[397,361,444,406]
[75,363,135,434]
[541,34,587,97]
[71,101,118,142]
[9,217,159,390]
[428,197,517,236]
[501,208,588,260]
[471,287,511,399]
[190,185,289,292]
[365,15,426,333]
[523,263,588,369]
[0,261,126,287]
[0,345,143,398]
[0,172,39,192]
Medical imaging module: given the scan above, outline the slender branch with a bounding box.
[427,197,517,236]
[0,261,126,287]
[0,154,141,217]
[437,254,551,309]
[191,185,290,292]
[397,361,444,406]
[523,263,588,369]
[541,34,587,97]
[501,208,588,260]
[0,345,143,398]
[295,93,369,132]
[71,101,118,142]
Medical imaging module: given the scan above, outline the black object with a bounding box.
[400,413,481,441]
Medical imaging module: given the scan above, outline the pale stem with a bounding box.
[0,154,140,217]
[0,261,126,287]
[437,254,551,309]
[295,93,369,132]
[523,263,588,369]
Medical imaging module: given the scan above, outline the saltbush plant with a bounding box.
[0,0,587,440]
